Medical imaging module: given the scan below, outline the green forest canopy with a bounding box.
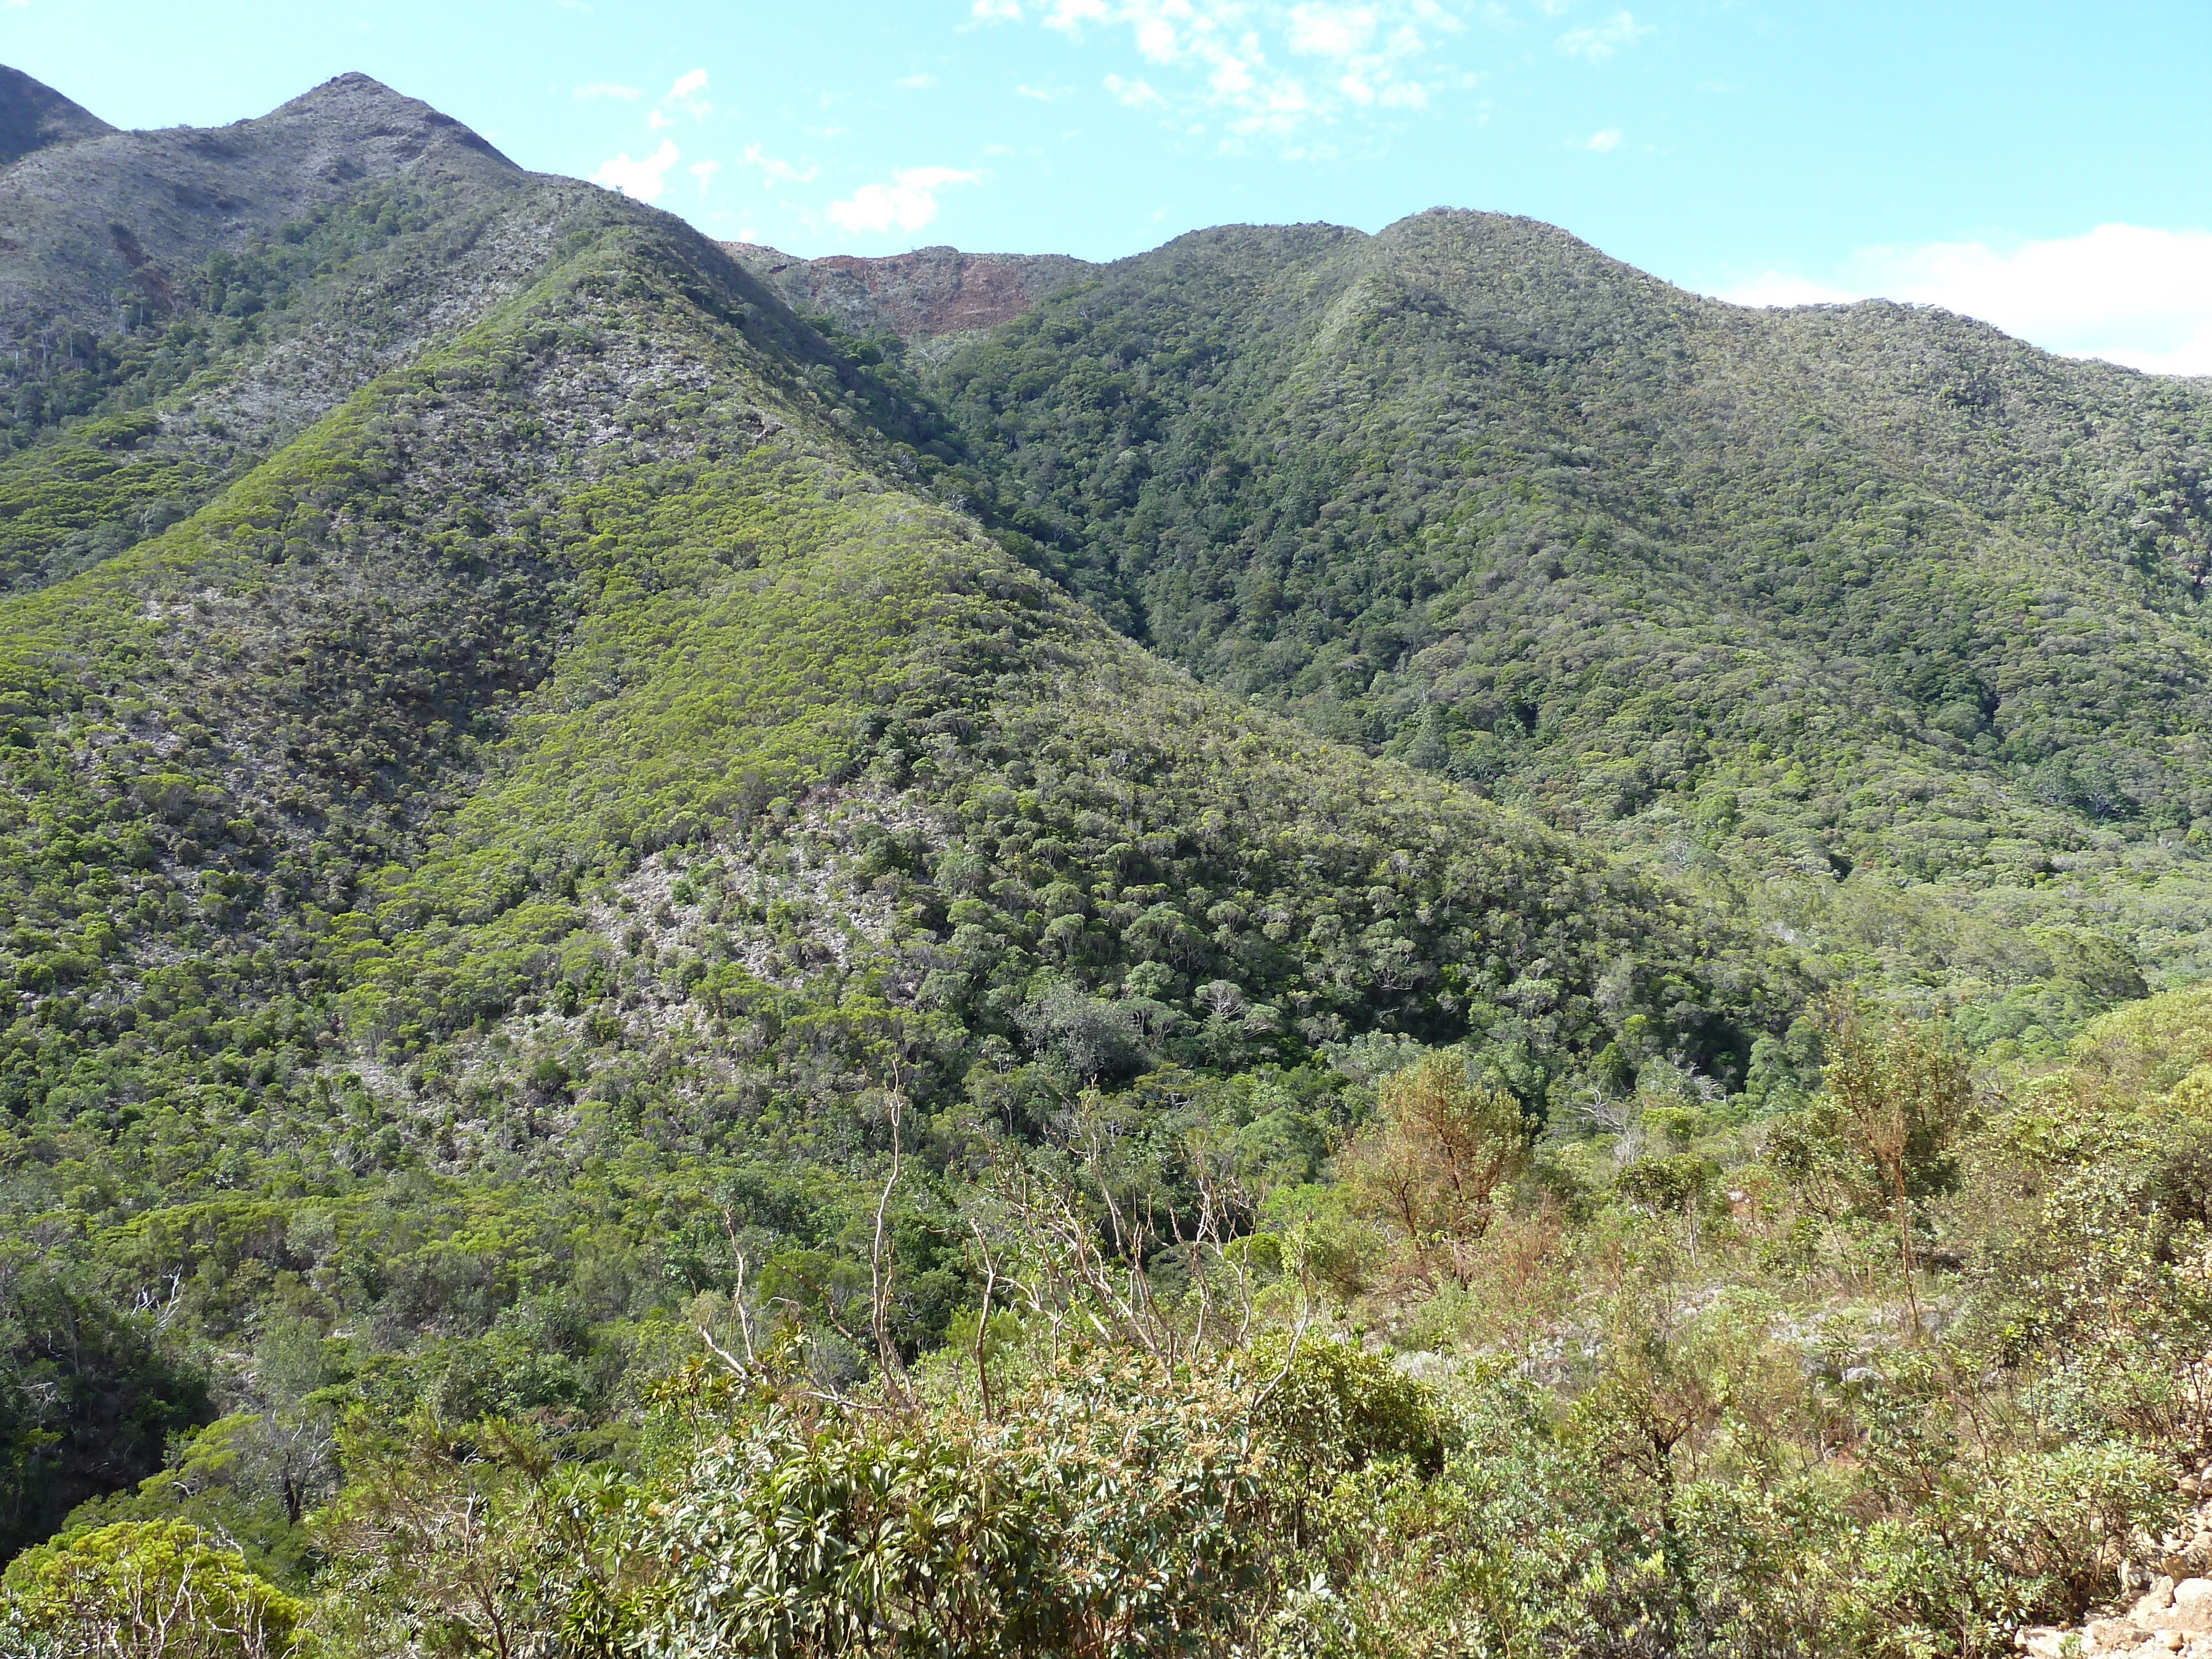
[0,64,2208,1657]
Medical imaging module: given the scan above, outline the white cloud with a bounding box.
[1717,224,2212,378]
[688,159,721,195]
[1043,0,1113,32]
[1556,9,1650,60]
[653,68,712,126]
[739,144,820,187]
[826,166,979,236]
[1016,82,1064,99]
[899,72,939,87]
[985,0,1470,147]
[1583,126,1620,150]
[1719,274,1858,308]
[573,82,642,101]
[1135,15,1179,58]
[592,140,680,201]
[1288,3,1377,59]
[1104,72,1164,105]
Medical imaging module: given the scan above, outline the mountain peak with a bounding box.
[0,64,116,169]
[726,239,1095,341]
[258,71,517,170]
[0,68,524,341]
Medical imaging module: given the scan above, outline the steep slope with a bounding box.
[0,72,573,596]
[927,211,2212,1030]
[0,66,113,170]
[0,81,1791,1550]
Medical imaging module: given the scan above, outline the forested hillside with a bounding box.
[1,62,2209,1659]
[909,215,2212,1043]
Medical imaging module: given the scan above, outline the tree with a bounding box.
[0,1520,302,1659]
[1339,1051,1530,1288]
[312,1410,639,1659]
[1774,998,1971,1329]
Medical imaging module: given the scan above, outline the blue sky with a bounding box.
[7,1,2211,370]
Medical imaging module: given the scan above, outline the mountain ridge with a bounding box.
[724,239,1096,349]
[0,64,1808,1554]
[0,71,519,346]
[0,68,2209,1641]
[3,61,2203,1034]
[0,64,113,171]
[907,203,2211,1029]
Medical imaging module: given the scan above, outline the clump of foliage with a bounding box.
[0,1518,303,1658]
[4,984,2183,1656]
[1337,1049,1530,1289]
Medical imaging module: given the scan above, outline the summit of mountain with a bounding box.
[725,239,1095,347]
[0,69,696,593]
[917,205,2212,1025]
[0,68,519,345]
[0,64,116,170]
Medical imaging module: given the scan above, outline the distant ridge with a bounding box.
[726,240,1094,343]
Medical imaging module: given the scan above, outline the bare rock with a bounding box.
[2172,1579,2212,1632]
[725,242,1094,347]
[2139,1580,2181,1621]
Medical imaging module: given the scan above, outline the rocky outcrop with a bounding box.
[2021,1480,2212,1657]
[2022,1578,2212,1656]
[723,241,1092,345]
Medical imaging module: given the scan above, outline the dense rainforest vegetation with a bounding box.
[893,217,2212,1040]
[0,64,2209,1658]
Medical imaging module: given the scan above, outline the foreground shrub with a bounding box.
[635,1345,1266,1658]
[0,1519,305,1658]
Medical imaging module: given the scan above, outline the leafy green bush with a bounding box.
[0,1519,304,1658]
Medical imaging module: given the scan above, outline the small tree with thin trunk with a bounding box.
[1340,1051,1530,1288]
[1774,997,1971,1332]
